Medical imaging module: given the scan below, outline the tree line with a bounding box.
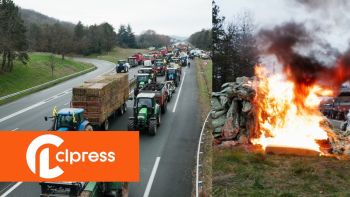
[188,29,212,50]
[0,0,173,73]
[212,0,258,91]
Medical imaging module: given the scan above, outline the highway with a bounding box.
[0,58,201,197]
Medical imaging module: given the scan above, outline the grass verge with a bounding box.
[87,47,149,63]
[0,53,95,105]
[213,147,350,196]
[193,58,212,196]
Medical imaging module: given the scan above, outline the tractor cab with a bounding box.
[180,56,188,67]
[45,108,92,131]
[134,73,151,97]
[165,68,180,87]
[128,57,138,67]
[128,93,160,135]
[154,61,166,76]
[138,68,156,82]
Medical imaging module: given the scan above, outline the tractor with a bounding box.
[40,182,128,197]
[116,60,129,73]
[134,73,152,97]
[128,93,160,136]
[45,108,93,131]
[165,68,181,87]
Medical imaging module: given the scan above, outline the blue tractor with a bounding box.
[45,108,93,131]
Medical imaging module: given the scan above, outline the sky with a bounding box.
[217,0,350,53]
[12,0,212,37]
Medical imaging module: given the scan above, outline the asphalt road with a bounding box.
[0,59,201,197]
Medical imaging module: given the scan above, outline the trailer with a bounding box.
[71,73,129,130]
[139,82,168,114]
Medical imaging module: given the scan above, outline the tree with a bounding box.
[0,0,29,73]
[137,30,171,48]
[188,29,212,50]
[212,0,226,91]
[46,53,56,78]
[126,24,137,48]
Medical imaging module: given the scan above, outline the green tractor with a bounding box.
[127,93,161,136]
[40,182,128,197]
[134,73,151,97]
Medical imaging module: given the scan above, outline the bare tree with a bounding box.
[47,53,56,78]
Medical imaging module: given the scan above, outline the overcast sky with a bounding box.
[217,0,350,52]
[13,0,211,37]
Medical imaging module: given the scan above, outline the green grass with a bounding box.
[194,58,213,196]
[213,147,350,196]
[0,52,94,99]
[87,47,149,63]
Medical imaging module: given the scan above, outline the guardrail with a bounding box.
[0,66,96,101]
[195,111,211,197]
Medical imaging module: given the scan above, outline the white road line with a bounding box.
[172,71,186,113]
[0,89,71,123]
[143,156,161,197]
[64,102,70,106]
[11,128,18,131]
[0,182,22,197]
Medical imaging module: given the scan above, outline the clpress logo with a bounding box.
[0,131,139,181]
[26,134,64,179]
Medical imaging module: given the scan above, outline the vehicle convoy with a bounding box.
[45,108,93,131]
[116,60,129,73]
[127,57,138,67]
[71,73,129,130]
[138,67,157,82]
[139,82,168,114]
[128,93,161,136]
[40,182,128,197]
[321,87,350,120]
[165,67,181,87]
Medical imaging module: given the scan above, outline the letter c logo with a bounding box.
[26,134,64,179]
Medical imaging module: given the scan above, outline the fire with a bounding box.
[251,65,333,154]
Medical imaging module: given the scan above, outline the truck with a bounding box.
[139,82,168,114]
[71,73,129,130]
[40,182,128,197]
[127,57,138,67]
[128,93,161,136]
[132,53,144,65]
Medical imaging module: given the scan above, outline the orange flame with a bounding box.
[251,65,333,154]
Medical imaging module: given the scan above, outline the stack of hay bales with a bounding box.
[211,76,257,145]
[72,73,129,125]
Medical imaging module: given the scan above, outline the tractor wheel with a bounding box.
[168,95,171,102]
[84,125,93,131]
[103,119,109,131]
[149,120,157,136]
[128,120,135,131]
[119,103,127,116]
[175,82,178,87]
[120,182,128,197]
[161,102,167,114]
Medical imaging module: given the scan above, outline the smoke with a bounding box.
[258,22,350,100]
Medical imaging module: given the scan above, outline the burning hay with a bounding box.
[212,70,350,158]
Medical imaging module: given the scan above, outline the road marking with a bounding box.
[143,156,161,197]
[196,112,211,197]
[64,102,70,106]
[0,89,71,123]
[0,182,22,197]
[11,128,18,131]
[172,71,186,113]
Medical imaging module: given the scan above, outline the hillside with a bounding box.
[19,8,75,28]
